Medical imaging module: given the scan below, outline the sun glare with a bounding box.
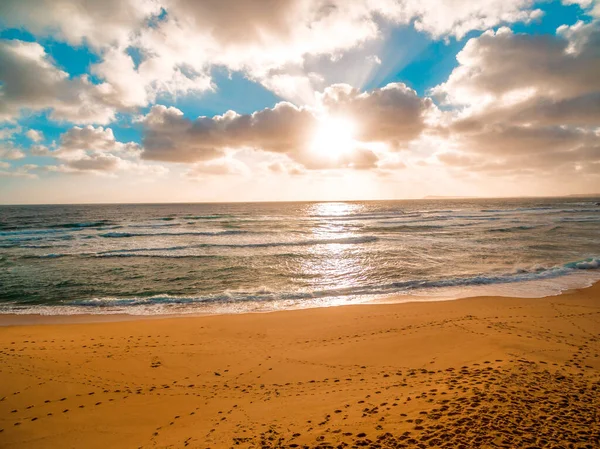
[310,116,357,158]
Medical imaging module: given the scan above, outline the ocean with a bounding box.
[1,198,599,316]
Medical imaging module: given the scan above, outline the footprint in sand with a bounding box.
[151,356,162,368]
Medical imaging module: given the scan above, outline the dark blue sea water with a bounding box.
[1,198,599,315]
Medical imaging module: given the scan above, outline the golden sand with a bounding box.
[1,285,599,448]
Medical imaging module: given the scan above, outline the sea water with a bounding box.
[1,198,599,315]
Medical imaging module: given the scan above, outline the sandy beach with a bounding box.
[1,285,599,449]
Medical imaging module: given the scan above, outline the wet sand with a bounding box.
[1,285,599,448]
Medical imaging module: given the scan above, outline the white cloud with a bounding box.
[29,145,51,156]
[432,23,600,107]
[0,39,118,124]
[128,0,547,103]
[25,129,44,142]
[0,125,22,139]
[0,0,555,114]
[0,0,162,49]
[395,0,543,39]
[430,21,600,176]
[40,125,166,175]
[0,145,25,160]
[90,47,214,110]
[0,0,597,190]
[58,125,140,156]
[63,153,122,172]
[562,0,600,17]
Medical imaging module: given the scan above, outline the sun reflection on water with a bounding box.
[298,202,370,303]
[309,202,362,217]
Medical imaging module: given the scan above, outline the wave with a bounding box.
[21,244,71,249]
[389,258,600,290]
[0,228,72,237]
[15,236,379,259]
[367,224,447,232]
[127,223,180,228]
[377,215,501,225]
[94,254,221,259]
[0,236,74,246]
[98,235,379,254]
[371,220,495,231]
[2,257,598,315]
[47,220,114,229]
[481,207,555,213]
[558,216,600,222]
[23,253,68,259]
[99,230,248,238]
[488,225,540,232]
[309,213,420,222]
[182,215,233,220]
[481,207,600,215]
[565,258,600,269]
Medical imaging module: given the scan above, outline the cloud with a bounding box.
[63,153,122,172]
[0,163,38,178]
[437,126,600,173]
[2,1,380,108]
[0,124,27,160]
[266,161,306,175]
[140,102,320,164]
[129,0,549,103]
[562,0,600,17]
[0,37,214,125]
[185,158,250,178]
[0,0,553,113]
[139,105,228,162]
[90,47,214,110]
[40,125,166,175]
[0,125,22,140]
[319,83,435,148]
[46,157,169,176]
[0,0,597,191]
[376,158,408,171]
[129,1,385,104]
[0,145,25,160]
[0,39,118,124]
[0,0,548,51]
[58,125,140,156]
[430,21,600,177]
[0,0,161,49]
[382,0,543,39]
[432,23,600,107]
[29,145,52,156]
[25,129,44,142]
[140,82,433,169]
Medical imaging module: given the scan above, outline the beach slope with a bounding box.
[1,285,600,448]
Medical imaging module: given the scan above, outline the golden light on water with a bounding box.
[297,202,368,304]
[310,201,362,217]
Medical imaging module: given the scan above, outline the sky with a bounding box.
[0,0,599,204]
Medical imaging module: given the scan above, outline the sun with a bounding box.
[310,116,357,158]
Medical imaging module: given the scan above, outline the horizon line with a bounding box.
[1,193,600,207]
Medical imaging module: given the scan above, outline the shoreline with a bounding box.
[1,276,599,327]
[1,282,599,447]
